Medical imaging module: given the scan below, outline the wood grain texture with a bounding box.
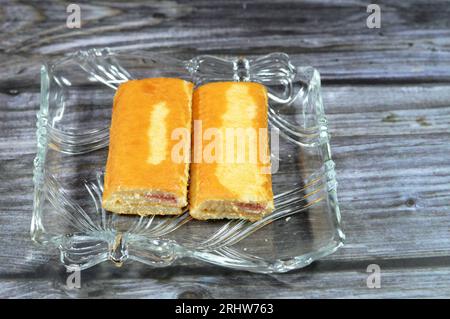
[1,259,450,298]
[0,0,449,298]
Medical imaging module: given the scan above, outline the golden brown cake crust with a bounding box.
[102,78,193,214]
[189,81,274,221]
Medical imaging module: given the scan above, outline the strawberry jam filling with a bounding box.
[144,193,177,204]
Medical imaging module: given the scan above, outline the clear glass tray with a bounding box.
[32,48,344,273]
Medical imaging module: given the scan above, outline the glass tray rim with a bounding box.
[31,48,345,273]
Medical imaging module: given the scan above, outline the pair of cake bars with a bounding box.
[102,78,274,221]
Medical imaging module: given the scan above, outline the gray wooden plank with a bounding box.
[2,83,450,148]
[1,1,450,87]
[1,259,450,298]
[2,135,448,273]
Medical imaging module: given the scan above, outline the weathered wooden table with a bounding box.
[1,0,449,298]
